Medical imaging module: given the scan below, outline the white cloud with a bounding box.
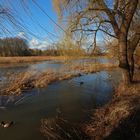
[29,38,40,46]
[17,32,26,39]
[29,38,49,50]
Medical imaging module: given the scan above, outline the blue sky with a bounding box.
[0,0,63,49]
[0,0,104,49]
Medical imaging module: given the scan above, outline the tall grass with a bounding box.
[40,117,89,140]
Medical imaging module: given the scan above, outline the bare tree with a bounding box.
[53,0,140,82]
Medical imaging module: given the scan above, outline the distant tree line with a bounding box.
[0,37,87,57]
[0,37,61,56]
[0,38,31,56]
[0,37,107,57]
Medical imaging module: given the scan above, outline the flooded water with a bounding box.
[0,61,63,77]
[0,59,121,140]
[0,58,116,77]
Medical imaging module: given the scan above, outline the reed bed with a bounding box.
[40,117,89,140]
[0,56,112,64]
[0,62,117,95]
[0,56,72,64]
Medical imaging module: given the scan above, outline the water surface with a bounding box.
[0,59,121,140]
[0,69,121,140]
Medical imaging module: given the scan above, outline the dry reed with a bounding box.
[0,56,72,64]
[84,72,140,140]
[40,117,89,140]
[0,62,117,95]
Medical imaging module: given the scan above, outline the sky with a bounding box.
[0,0,63,49]
[0,0,104,49]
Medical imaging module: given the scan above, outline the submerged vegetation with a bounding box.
[0,56,72,64]
[0,62,117,95]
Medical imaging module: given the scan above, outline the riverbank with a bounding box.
[40,69,140,140]
[1,58,139,139]
[84,70,140,140]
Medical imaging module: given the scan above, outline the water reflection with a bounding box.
[0,61,63,78]
[0,59,120,140]
[0,69,122,140]
[0,58,117,79]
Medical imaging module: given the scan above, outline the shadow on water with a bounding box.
[0,68,122,140]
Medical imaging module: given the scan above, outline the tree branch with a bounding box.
[99,0,120,36]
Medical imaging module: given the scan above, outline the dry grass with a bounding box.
[0,62,117,95]
[40,117,89,140]
[85,94,140,140]
[39,69,140,140]
[0,56,72,64]
[84,71,140,140]
[0,56,114,64]
[1,57,139,139]
[39,68,140,140]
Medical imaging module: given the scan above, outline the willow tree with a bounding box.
[53,0,139,81]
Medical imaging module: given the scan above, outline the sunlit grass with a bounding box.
[0,56,74,64]
[0,62,118,95]
[84,71,140,139]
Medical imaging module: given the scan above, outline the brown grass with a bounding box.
[2,57,139,139]
[40,117,89,140]
[0,62,117,95]
[84,70,140,140]
[0,56,72,64]
[39,69,140,140]
[0,56,115,64]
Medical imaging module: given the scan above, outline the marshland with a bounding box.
[0,0,140,140]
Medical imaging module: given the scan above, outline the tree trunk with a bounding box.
[118,33,132,82]
[116,68,131,96]
[127,33,140,81]
[127,50,134,80]
[118,34,129,69]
